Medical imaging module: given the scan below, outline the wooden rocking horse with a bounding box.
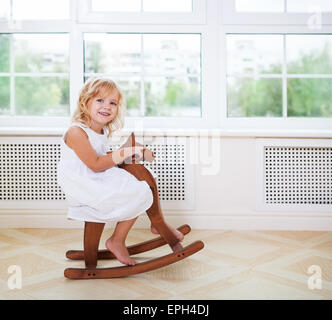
[64,133,204,279]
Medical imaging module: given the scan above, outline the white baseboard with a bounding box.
[0,212,331,230]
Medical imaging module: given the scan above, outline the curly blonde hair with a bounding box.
[72,77,126,138]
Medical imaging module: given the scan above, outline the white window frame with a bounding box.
[0,0,216,130]
[0,0,82,128]
[0,0,331,132]
[78,0,206,25]
[221,0,332,25]
[0,33,71,119]
[83,31,202,121]
[79,23,215,130]
[220,0,332,130]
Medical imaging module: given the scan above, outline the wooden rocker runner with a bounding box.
[64,133,204,279]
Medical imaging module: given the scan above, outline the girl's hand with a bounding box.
[122,146,145,164]
[142,146,155,163]
[109,146,144,165]
[130,146,155,163]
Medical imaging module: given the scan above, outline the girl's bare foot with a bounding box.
[150,225,159,235]
[105,237,137,266]
[150,224,184,242]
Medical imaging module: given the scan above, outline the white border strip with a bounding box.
[0,212,331,230]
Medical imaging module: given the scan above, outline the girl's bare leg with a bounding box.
[150,223,184,242]
[105,217,138,266]
[148,177,183,241]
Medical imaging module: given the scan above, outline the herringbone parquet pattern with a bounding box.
[0,228,331,300]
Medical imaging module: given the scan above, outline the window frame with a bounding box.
[78,23,214,129]
[0,0,81,128]
[83,31,202,119]
[78,0,206,25]
[0,0,331,132]
[221,0,332,25]
[220,1,332,130]
[0,1,215,130]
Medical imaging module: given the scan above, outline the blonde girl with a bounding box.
[57,78,183,266]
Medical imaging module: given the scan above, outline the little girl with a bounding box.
[57,77,183,266]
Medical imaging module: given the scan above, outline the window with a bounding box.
[235,0,284,13]
[287,35,332,117]
[221,0,332,129]
[287,0,332,13]
[235,0,332,13]
[0,1,10,21]
[0,33,70,116]
[91,0,193,13]
[0,0,207,129]
[226,34,332,118]
[1,0,70,20]
[84,33,201,117]
[1,0,331,131]
[222,0,332,25]
[78,0,205,24]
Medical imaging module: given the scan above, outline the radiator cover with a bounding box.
[0,136,195,211]
[256,139,332,213]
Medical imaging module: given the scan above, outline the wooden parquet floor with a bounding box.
[0,228,331,300]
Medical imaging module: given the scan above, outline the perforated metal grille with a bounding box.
[0,142,187,203]
[0,143,65,200]
[265,147,332,205]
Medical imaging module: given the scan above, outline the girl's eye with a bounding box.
[97,99,103,103]
[110,102,117,106]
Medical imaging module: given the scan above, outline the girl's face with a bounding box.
[87,89,119,126]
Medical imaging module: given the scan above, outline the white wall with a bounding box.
[184,136,332,231]
[1,133,331,230]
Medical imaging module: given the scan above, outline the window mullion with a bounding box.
[9,0,13,20]
[282,34,287,118]
[140,34,145,117]
[9,33,14,116]
[70,18,84,115]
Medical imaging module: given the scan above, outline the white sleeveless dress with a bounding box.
[57,122,156,223]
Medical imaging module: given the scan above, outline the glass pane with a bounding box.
[144,0,192,12]
[15,77,69,116]
[144,34,200,76]
[84,34,141,74]
[0,77,10,115]
[0,34,10,72]
[0,0,10,20]
[287,35,332,74]
[235,0,284,12]
[13,0,69,19]
[145,77,201,117]
[227,35,283,74]
[92,0,141,12]
[83,76,141,116]
[288,78,332,117]
[287,0,332,12]
[116,78,141,117]
[14,34,69,73]
[227,77,282,117]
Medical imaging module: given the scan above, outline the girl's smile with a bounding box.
[87,89,120,133]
